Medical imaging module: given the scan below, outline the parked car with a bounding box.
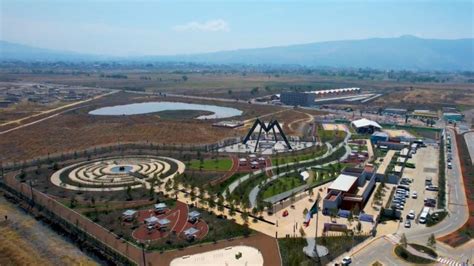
[447,162,452,169]
[404,220,411,228]
[342,256,352,265]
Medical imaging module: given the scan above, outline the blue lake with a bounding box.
[89,101,242,119]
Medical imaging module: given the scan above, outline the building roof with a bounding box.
[123,209,137,216]
[372,131,389,138]
[300,171,310,181]
[188,211,200,218]
[400,148,410,156]
[351,118,382,129]
[155,203,167,209]
[443,112,462,116]
[184,227,199,236]
[158,218,170,225]
[384,108,407,112]
[145,216,159,224]
[394,165,403,173]
[328,174,358,192]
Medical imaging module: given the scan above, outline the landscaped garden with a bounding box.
[259,169,334,200]
[278,233,370,265]
[85,200,253,252]
[188,157,233,171]
[272,144,328,165]
[394,244,436,264]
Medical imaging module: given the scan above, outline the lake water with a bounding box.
[89,101,242,119]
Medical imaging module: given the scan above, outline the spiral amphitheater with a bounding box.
[50,156,185,191]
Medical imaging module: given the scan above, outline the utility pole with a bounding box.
[141,242,147,266]
[313,194,321,264]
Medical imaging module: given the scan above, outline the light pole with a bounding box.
[140,241,147,266]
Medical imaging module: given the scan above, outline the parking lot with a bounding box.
[397,144,439,233]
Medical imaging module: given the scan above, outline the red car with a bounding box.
[282,210,289,217]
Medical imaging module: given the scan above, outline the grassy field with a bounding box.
[188,157,233,171]
[272,144,328,165]
[261,176,305,199]
[209,172,247,194]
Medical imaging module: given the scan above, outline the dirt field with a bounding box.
[0,92,296,162]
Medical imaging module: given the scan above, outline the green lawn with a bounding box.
[262,176,305,199]
[188,158,233,171]
[272,144,328,165]
[261,170,333,200]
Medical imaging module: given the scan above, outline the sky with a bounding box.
[1,0,473,56]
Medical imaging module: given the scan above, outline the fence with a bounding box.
[1,173,142,265]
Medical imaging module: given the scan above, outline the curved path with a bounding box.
[222,130,351,206]
[248,143,351,208]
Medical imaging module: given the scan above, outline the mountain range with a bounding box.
[1,35,473,71]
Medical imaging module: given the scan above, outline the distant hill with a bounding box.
[1,36,473,70]
[0,41,103,61]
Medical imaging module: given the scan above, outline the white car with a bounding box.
[412,191,418,199]
[407,210,415,219]
[342,256,352,265]
[404,220,411,228]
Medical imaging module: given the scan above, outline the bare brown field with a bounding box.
[374,85,474,109]
[0,92,301,162]
[3,72,472,108]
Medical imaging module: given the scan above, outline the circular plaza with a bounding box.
[50,156,185,191]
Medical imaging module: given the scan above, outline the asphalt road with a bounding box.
[348,237,406,266]
[333,128,471,264]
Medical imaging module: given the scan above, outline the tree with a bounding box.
[400,233,407,248]
[229,204,236,217]
[348,211,354,226]
[356,221,362,234]
[427,233,436,249]
[303,208,308,218]
[299,227,306,237]
[126,185,132,201]
[329,208,338,222]
[251,207,258,216]
[241,211,249,224]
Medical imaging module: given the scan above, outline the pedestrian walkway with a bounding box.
[437,257,465,266]
[384,234,400,244]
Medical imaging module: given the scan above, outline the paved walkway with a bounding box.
[376,150,396,175]
[463,131,474,162]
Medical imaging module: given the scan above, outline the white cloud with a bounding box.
[173,19,229,32]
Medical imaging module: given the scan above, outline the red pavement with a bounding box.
[210,155,239,186]
[131,201,205,242]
